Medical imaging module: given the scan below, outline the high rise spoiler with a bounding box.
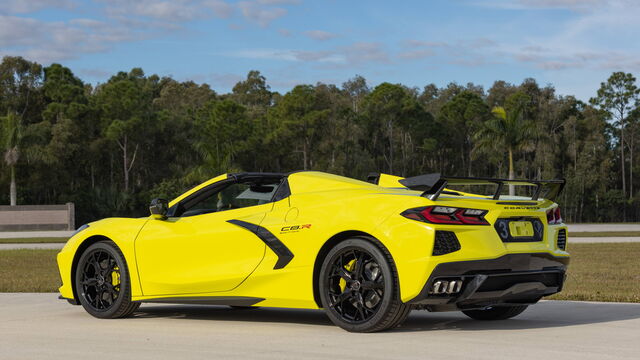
[398,173,565,201]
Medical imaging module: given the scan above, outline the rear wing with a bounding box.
[398,173,565,201]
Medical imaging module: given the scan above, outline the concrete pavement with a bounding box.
[569,237,640,243]
[567,224,640,232]
[0,243,65,250]
[0,293,638,360]
[0,230,73,239]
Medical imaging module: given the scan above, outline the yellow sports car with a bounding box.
[57,171,569,332]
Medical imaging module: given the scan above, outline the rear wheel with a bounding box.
[319,238,411,332]
[462,305,528,320]
[74,241,140,319]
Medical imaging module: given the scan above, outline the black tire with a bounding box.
[74,240,140,319]
[319,238,411,332]
[462,305,528,320]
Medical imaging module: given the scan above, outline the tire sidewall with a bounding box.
[319,238,396,332]
[75,241,131,319]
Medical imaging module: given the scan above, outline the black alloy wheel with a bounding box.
[327,248,384,322]
[75,241,139,318]
[80,249,120,310]
[319,238,411,332]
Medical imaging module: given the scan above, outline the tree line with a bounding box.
[1,56,639,224]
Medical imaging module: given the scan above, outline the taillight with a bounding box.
[547,207,563,224]
[401,206,489,225]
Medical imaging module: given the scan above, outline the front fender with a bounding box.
[57,217,149,300]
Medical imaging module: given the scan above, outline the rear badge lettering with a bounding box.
[281,224,312,233]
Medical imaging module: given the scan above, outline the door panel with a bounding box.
[135,205,270,296]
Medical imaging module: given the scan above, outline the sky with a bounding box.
[1,0,639,100]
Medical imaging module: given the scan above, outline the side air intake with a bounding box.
[557,229,567,250]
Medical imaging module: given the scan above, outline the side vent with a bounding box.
[557,229,567,250]
[433,231,461,256]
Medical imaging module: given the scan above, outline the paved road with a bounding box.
[0,294,637,360]
[0,243,65,250]
[0,230,73,239]
[567,224,640,232]
[569,237,640,243]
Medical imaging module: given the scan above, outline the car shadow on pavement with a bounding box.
[396,301,640,332]
[132,300,640,332]
[134,305,335,327]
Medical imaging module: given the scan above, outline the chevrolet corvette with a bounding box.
[57,171,569,332]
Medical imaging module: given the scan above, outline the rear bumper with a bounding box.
[407,253,569,311]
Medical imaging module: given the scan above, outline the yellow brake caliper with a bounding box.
[111,266,121,290]
[339,259,356,292]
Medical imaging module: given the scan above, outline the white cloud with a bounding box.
[0,0,76,14]
[227,48,342,63]
[304,30,337,41]
[204,0,234,18]
[472,0,609,12]
[100,0,207,22]
[0,0,300,64]
[398,49,435,60]
[278,28,292,36]
[238,1,287,27]
[256,0,300,4]
[506,0,640,71]
[0,15,136,62]
[226,42,392,67]
[341,42,390,65]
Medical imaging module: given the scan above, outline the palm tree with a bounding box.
[1,113,22,206]
[473,105,535,195]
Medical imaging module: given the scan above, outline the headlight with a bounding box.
[71,224,90,237]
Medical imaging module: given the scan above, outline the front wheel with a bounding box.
[74,240,140,319]
[319,238,411,332]
[462,305,528,320]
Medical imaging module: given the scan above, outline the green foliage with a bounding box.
[1,55,640,223]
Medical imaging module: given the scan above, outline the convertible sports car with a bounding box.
[57,171,569,332]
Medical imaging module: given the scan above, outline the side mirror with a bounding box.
[149,198,169,220]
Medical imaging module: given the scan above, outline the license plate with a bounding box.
[508,221,534,237]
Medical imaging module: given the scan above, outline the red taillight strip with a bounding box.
[401,206,489,225]
[547,207,563,224]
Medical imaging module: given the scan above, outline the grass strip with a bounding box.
[0,249,61,292]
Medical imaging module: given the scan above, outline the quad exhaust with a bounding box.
[430,279,463,295]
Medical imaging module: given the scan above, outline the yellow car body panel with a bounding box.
[57,171,569,309]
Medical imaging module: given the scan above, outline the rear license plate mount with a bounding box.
[495,218,543,242]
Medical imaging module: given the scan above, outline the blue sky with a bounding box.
[1,0,639,100]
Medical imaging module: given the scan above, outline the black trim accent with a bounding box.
[227,219,294,269]
[229,172,286,181]
[366,172,381,185]
[409,253,569,306]
[399,173,565,201]
[271,177,291,202]
[496,201,540,205]
[142,296,264,306]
